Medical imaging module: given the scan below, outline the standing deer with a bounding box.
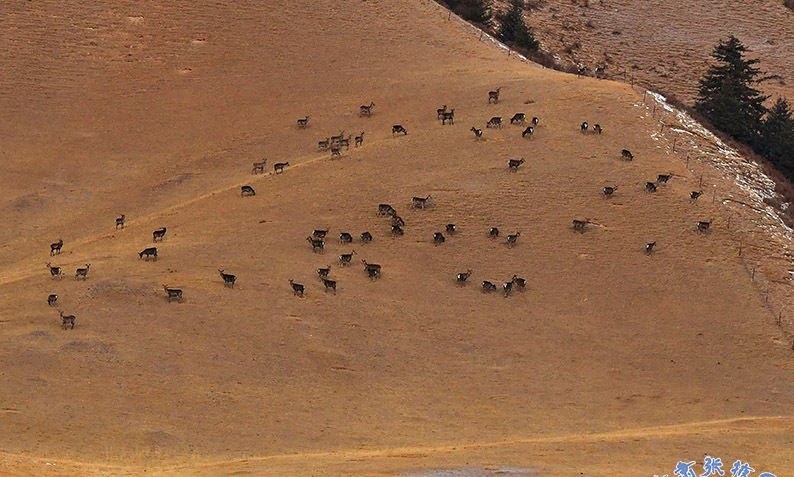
[48,294,58,306]
[433,232,445,245]
[153,227,167,242]
[321,277,337,293]
[218,269,236,288]
[359,102,375,116]
[508,158,525,171]
[46,263,63,278]
[252,160,267,174]
[355,131,365,147]
[318,138,331,151]
[489,227,500,238]
[59,311,76,330]
[289,279,305,297]
[307,236,325,252]
[441,109,455,125]
[645,242,656,254]
[488,87,501,104]
[592,124,603,134]
[75,264,91,280]
[339,250,356,265]
[506,232,520,248]
[138,247,158,261]
[436,105,447,120]
[163,284,184,302]
[471,127,483,139]
[456,269,472,284]
[580,121,589,133]
[296,115,310,127]
[274,162,290,173]
[50,239,63,256]
[115,214,126,229]
[522,126,534,138]
[411,195,432,209]
[360,231,373,243]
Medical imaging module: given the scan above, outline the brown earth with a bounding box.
[0,1,792,476]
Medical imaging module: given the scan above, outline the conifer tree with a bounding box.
[760,98,794,178]
[446,0,493,26]
[498,0,538,51]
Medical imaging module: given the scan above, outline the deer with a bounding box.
[359,101,375,116]
[321,277,337,293]
[360,231,373,243]
[489,227,500,238]
[508,158,525,171]
[289,279,305,297]
[75,264,91,280]
[317,265,331,278]
[445,223,456,234]
[252,160,267,174]
[645,241,656,254]
[621,149,634,160]
[138,247,158,261]
[163,284,183,302]
[362,260,382,275]
[313,229,329,239]
[486,116,502,128]
[152,227,167,242]
[488,87,501,104]
[506,232,520,248]
[411,195,431,209]
[338,135,352,149]
[391,215,405,227]
[50,239,63,256]
[503,280,513,297]
[115,214,126,229]
[59,311,76,330]
[645,182,657,193]
[456,269,472,284]
[470,127,483,139]
[378,203,396,216]
[482,281,498,292]
[592,124,603,134]
[392,124,408,136]
[510,113,526,124]
[580,121,589,133]
[330,130,345,143]
[318,138,331,151]
[218,269,236,288]
[436,105,447,120]
[274,162,289,173]
[296,115,310,127]
[339,232,353,244]
[511,275,526,289]
[307,236,325,252]
[48,294,58,306]
[241,185,256,197]
[391,224,404,236]
[355,131,364,147]
[572,219,589,232]
[46,262,63,278]
[339,250,356,265]
[522,126,534,138]
[433,232,445,245]
[531,117,540,126]
[330,145,342,158]
[697,220,712,233]
[441,109,455,125]
[657,174,672,183]
[603,186,617,197]
[690,191,702,201]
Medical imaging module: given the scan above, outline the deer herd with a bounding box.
[41,86,714,329]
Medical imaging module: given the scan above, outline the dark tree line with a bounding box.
[440,0,539,52]
[695,36,794,180]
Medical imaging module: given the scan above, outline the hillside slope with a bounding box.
[0,1,791,476]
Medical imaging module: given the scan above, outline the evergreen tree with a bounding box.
[498,0,538,51]
[694,36,768,145]
[446,0,493,26]
[760,98,794,178]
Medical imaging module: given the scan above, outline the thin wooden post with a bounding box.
[672,137,677,151]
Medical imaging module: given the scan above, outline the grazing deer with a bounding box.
[378,203,396,216]
[482,280,497,292]
[645,182,657,193]
[48,294,58,306]
[312,229,328,239]
[75,264,91,280]
[436,105,447,120]
[489,227,500,238]
[317,265,331,278]
[470,127,483,139]
[411,195,432,209]
[531,117,540,126]
[645,241,656,254]
[603,186,617,197]
[339,250,356,265]
[360,231,373,243]
[139,247,158,261]
[307,236,325,252]
[657,174,671,183]
[46,262,63,278]
[59,311,76,330]
[508,158,525,171]
[330,130,345,143]
[433,232,445,244]
[441,109,455,125]
[330,145,342,157]
[510,113,526,124]
[339,232,353,244]
[511,275,526,289]
[621,149,633,160]
[318,138,331,150]
[338,135,352,149]
[321,277,337,293]
[486,116,502,128]
[252,160,267,174]
[115,214,126,229]
[488,87,501,104]
[392,124,408,136]
[456,269,473,284]
[163,284,184,302]
[697,220,712,233]
[274,162,289,173]
[445,223,456,234]
[580,121,589,132]
[592,124,603,134]
[391,224,404,236]
[690,191,702,201]
[506,231,520,248]
[241,185,256,197]
[218,269,236,288]
[572,219,589,232]
[359,102,375,116]
[289,279,305,297]
[391,215,405,227]
[362,260,382,275]
[50,239,63,256]
[153,227,167,242]
[296,115,310,127]
[355,131,365,147]
[522,126,534,138]
[503,280,513,297]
